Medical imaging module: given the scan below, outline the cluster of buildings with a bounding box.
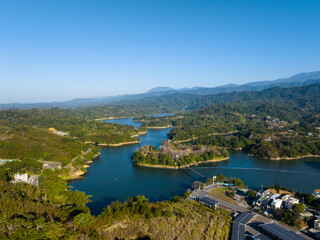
[231,211,306,240]
[252,189,320,239]
[11,173,39,187]
[266,117,285,129]
[42,162,61,170]
[308,216,320,239]
[313,189,320,199]
[48,127,69,136]
[253,189,300,213]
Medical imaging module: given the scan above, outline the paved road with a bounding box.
[189,184,313,240]
[190,184,248,212]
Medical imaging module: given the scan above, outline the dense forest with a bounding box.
[132,141,229,167]
[0,83,320,238]
[138,85,320,159]
[0,177,231,239]
[78,83,320,119]
[0,108,141,144]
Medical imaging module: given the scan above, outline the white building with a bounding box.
[12,173,39,187]
[315,219,320,230]
[14,173,28,182]
[313,189,320,199]
[281,194,291,202]
[269,193,280,201]
[256,189,271,198]
[284,197,299,209]
[271,199,283,210]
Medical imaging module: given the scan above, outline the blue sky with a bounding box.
[0,0,320,103]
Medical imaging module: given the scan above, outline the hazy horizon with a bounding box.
[1,1,320,103]
[0,70,319,105]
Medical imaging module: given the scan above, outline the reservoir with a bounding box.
[70,118,320,215]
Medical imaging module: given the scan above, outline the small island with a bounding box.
[132,140,229,168]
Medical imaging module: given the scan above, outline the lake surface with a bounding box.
[104,118,142,128]
[147,113,173,117]
[70,118,320,215]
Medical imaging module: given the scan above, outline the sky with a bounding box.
[0,0,320,103]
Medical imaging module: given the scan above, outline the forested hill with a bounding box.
[143,83,320,111]
[0,83,318,121]
[0,71,319,110]
[73,83,320,119]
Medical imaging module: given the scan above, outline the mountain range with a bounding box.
[1,71,320,110]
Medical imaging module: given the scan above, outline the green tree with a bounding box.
[73,213,94,227]
[292,203,305,215]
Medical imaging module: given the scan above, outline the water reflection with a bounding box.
[70,118,320,215]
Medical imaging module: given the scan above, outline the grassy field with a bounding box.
[268,188,293,195]
[209,187,238,205]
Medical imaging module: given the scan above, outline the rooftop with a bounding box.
[260,223,305,240]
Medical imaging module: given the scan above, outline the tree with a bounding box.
[172,196,183,203]
[274,180,280,193]
[292,203,305,215]
[73,213,94,228]
[134,195,148,205]
[247,190,256,199]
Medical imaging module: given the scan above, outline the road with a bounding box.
[189,184,313,240]
[64,147,93,169]
[190,183,248,212]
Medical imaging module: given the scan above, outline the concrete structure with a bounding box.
[282,194,291,202]
[189,185,311,240]
[284,197,299,209]
[315,219,320,231]
[300,211,313,219]
[14,173,28,182]
[269,193,280,201]
[256,189,271,198]
[12,173,39,187]
[199,197,219,209]
[308,228,320,239]
[259,223,306,240]
[255,189,273,207]
[271,199,283,210]
[43,163,61,170]
[212,175,216,184]
[231,212,255,240]
[313,189,320,199]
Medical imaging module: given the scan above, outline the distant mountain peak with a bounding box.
[145,87,175,93]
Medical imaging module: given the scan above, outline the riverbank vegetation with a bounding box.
[138,84,320,159]
[132,140,229,167]
[0,177,232,239]
[0,108,141,144]
[0,83,319,238]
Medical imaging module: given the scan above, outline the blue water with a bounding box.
[69,118,320,215]
[146,113,173,117]
[104,118,141,128]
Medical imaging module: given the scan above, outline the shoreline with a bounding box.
[257,154,320,160]
[66,152,101,180]
[133,157,229,169]
[85,140,141,147]
[145,125,172,129]
[96,114,174,122]
[131,131,147,137]
[173,131,238,143]
[95,116,136,121]
[98,141,140,146]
